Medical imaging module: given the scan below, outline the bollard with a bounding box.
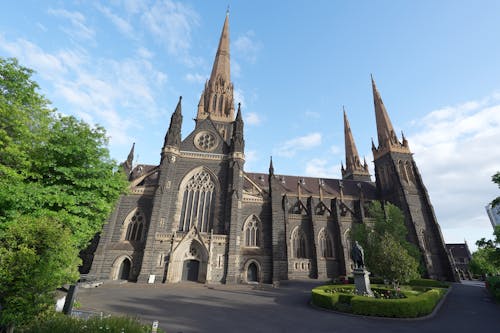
[152,320,159,333]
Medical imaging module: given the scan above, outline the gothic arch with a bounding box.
[121,208,146,241]
[242,215,261,248]
[291,226,308,259]
[167,231,209,283]
[405,161,415,183]
[243,259,261,283]
[174,167,220,233]
[111,255,133,281]
[398,160,409,182]
[318,228,334,258]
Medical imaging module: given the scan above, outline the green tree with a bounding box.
[492,171,500,207]
[0,57,127,330]
[351,201,421,285]
[372,233,420,287]
[469,226,500,277]
[0,216,80,331]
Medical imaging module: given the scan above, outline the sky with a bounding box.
[1,1,499,251]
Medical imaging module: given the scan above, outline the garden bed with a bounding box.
[311,283,448,318]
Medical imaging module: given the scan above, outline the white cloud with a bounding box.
[244,112,261,126]
[48,8,95,41]
[330,145,341,154]
[137,47,154,59]
[140,0,199,58]
[305,110,321,119]
[305,158,341,178]
[184,73,206,84]
[233,30,262,64]
[233,88,246,109]
[96,4,134,37]
[408,92,500,246]
[274,132,322,157]
[0,34,167,148]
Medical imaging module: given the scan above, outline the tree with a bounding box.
[0,57,127,330]
[372,233,419,287]
[469,226,500,277]
[0,216,80,331]
[492,172,500,207]
[351,201,421,285]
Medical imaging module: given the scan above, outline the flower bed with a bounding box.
[311,284,447,318]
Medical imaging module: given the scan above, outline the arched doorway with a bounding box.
[118,258,131,280]
[182,259,200,281]
[247,262,258,283]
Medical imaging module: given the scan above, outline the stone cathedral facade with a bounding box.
[88,14,456,284]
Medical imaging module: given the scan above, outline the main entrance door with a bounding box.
[182,259,200,282]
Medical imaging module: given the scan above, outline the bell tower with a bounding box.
[371,76,457,281]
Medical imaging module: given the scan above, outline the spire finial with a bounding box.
[226,5,230,16]
[269,156,274,176]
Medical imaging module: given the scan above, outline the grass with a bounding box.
[19,315,165,333]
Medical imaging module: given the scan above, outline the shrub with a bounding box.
[408,278,449,288]
[312,285,446,318]
[351,288,446,318]
[486,276,500,302]
[19,315,165,333]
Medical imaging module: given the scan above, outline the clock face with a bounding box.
[194,131,218,152]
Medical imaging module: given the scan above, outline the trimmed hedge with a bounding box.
[351,288,446,317]
[311,285,447,318]
[408,278,449,288]
[486,276,500,302]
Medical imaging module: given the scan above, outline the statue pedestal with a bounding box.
[353,268,373,296]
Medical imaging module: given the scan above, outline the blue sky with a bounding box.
[1,1,500,251]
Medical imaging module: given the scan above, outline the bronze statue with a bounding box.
[351,241,365,269]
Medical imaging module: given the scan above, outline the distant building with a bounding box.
[85,13,457,284]
[485,203,500,228]
[446,243,472,280]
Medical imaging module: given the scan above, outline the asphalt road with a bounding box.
[77,280,500,333]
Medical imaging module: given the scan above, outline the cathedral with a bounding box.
[88,14,456,284]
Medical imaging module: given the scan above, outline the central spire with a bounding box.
[197,12,234,122]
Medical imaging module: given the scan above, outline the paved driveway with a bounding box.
[78,280,500,332]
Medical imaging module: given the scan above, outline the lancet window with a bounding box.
[292,227,308,259]
[179,170,216,233]
[124,209,145,241]
[318,229,334,258]
[243,215,260,247]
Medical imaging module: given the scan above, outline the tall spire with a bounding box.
[371,75,410,158]
[197,12,234,122]
[121,142,135,175]
[230,103,244,153]
[342,108,370,181]
[163,96,183,150]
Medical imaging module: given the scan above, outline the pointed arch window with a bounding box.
[399,160,409,182]
[292,228,308,259]
[212,94,218,112]
[179,170,216,233]
[318,229,334,258]
[405,161,416,184]
[243,215,261,247]
[124,209,146,241]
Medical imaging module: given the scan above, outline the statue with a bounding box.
[351,241,373,296]
[351,241,365,269]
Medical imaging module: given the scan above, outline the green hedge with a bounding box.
[486,276,500,302]
[408,278,449,288]
[311,285,446,318]
[351,288,446,317]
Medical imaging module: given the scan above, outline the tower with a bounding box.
[370,76,456,281]
[341,108,371,182]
